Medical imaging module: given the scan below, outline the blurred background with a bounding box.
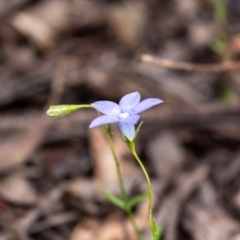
[1,0,240,239]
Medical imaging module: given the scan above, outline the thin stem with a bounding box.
[130,142,157,240]
[104,127,142,240]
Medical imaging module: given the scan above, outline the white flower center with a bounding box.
[119,112,129,119]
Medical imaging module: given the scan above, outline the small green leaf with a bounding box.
[157,227,163,240]
[100,190,126,210]
[149,222,163,240]
[133,121,144,141]
[151,220,157,237]
[129,193,148,208]
[214,0,226,23]
[220,86,237,104]
[210,38,226,55]
[136,121,144,133]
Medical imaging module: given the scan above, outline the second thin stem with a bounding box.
[129,142,157,240]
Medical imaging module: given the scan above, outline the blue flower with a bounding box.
[89,92,163,140]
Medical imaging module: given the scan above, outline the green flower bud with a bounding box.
[46,104,91,118]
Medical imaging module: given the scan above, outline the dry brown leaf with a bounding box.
[89,127,118,189]
[71,216,141,240]
[184,204,240,240]
[71,219,99,240]
[0,113,50,172]
[0,174,37,205]
[0,57,66,172]
[107,2,146,45]
[11,11,54,50]
[147,131,186,179]
[62,178,96,200]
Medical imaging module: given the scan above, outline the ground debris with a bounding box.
[0,0,240,240]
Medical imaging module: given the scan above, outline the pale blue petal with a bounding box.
[89,115,118,128]
[118,115,140,124]
[91,101,121,116]
[132,98,163,114]
[119,92,141,112]
[118,123,135,140]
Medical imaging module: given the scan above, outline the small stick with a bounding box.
[139,54,240,73]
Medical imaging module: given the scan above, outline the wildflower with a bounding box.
[89,92,163,140]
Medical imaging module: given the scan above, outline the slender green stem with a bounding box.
[104,127,142,240]
[130,142,157,240]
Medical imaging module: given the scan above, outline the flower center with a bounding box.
[119,112,129,119]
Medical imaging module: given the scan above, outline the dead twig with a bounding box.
[139,54,240,73]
